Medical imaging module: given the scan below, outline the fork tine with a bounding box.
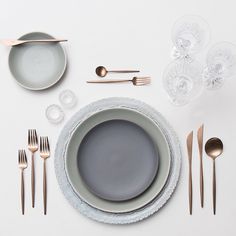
[30,129,33,144]
[46,137,50,153]
[33,131,36,145]
[40,137,42,152]
[23,150,27,164]
[34,130,38,145]
[31,129,35,145]
[41,137,44,152]
[20,150,23,164]
[18,150,20,164]
[28,130,30,145]
[43,137,46,153]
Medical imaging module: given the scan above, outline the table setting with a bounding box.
[1,0,236,235]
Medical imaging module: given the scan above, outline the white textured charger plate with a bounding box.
[9,32,67,90]
[55,97,182,224]
[65,108,170,213]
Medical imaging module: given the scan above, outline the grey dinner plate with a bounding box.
[9,32,67,90]
[77,119,159,202]
[65,107,170,213]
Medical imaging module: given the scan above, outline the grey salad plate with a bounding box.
[77,119,159,202]
[9,32,67,90]
[65,107,170,213]
[55,98,182,224]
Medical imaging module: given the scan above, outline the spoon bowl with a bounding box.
[205,137,223,160]
[96,66,107,77]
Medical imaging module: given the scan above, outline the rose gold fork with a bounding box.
[28,129,38,208]
[0,39,67,46]
[18,150,28,215]
[40,137,50,215]
[87,77,151,86]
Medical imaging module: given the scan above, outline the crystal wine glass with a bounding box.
[172,15,211,60]
[203,42,236,90]
[163,59,203,106]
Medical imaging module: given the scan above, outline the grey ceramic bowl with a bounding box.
[9,32,67,90]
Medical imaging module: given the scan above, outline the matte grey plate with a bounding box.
[77,119,159,202]
[65,107,170,213]
[9,32,67,90]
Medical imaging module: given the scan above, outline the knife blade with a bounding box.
[197,124,204,208]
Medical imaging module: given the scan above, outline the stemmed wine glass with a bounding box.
[163,59,203,106]
[172,15,211,61]
[203,42,236,90]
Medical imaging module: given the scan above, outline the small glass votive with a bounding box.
[59,90,77,109]
[46,104,64,124]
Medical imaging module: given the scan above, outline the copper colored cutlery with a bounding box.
[91,65,150,85]
[18,150,28,215]
[87,77,151,86]
[205,137,223,215]
[28,129,38,208]
[186,125,204,215]
[1,39,67,46]
[197,124,204,208]
[186,131,193,215]
[187,125,223,215]
[40,137,50,215]
[19,130,50,215]
[95,66,140,77]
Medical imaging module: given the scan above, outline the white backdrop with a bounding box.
[0,0,236,235]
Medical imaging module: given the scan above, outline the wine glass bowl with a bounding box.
[172,15,211,59]
[163,59,203,106]
[204,42,236,90]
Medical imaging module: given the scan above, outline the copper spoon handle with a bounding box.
[108,70,140,73]
[189,164,193,215]
[200,159,204,207]
[213,159,216,215]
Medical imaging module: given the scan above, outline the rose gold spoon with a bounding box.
[96,66,140,77]
[205,137,223,215]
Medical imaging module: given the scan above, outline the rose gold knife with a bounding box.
[187,131,193,215]
[197,124,204,208]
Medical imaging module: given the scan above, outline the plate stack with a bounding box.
[55,97,182,224]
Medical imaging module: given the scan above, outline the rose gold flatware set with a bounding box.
[87,65,151,86]
[18,129,50,215]
[186,124,223,215]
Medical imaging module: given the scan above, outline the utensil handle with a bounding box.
[26,39,67,43]
[189,165,193,215]
[31,153,35,208]
[108,70,140,73]
[87,79,131,83]
[213,159,216,215]
[43,159,47,215]
[200,158,204,208]
[21,170,25,215]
